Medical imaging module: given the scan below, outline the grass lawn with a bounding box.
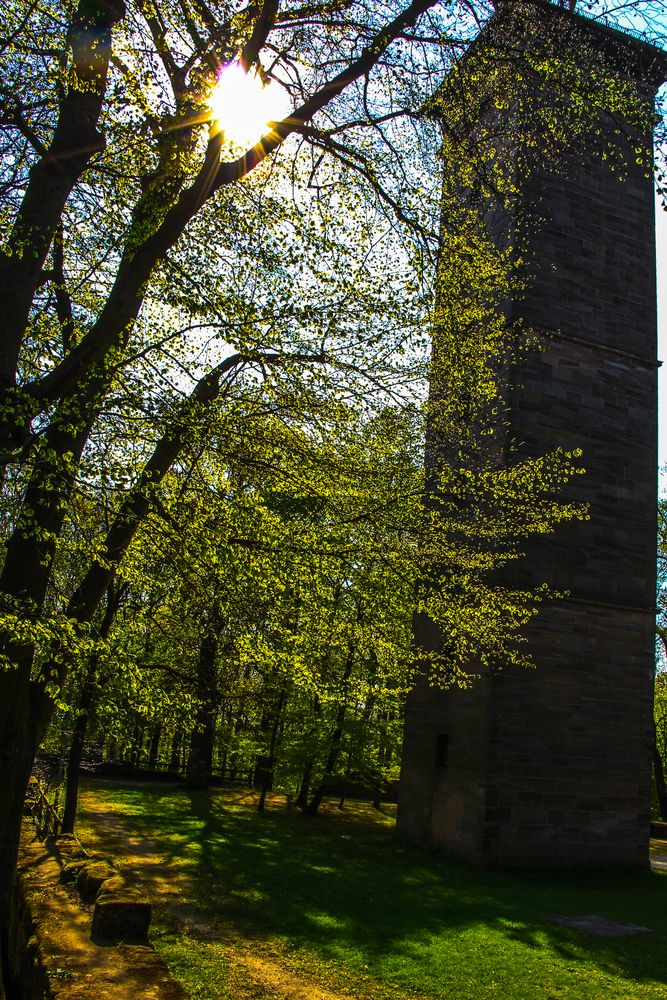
[76,779,667,1000]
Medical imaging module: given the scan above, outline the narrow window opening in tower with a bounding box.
[435,734,450,769]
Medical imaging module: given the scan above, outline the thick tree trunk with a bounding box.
[0,0,122,406]
[186,714,215,788]
[0,670,36,999]
[0,409,97,990]
[0,379,111,919]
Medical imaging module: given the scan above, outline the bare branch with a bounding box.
[136,0,185,94]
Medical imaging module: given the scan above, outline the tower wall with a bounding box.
[397,4,665,866]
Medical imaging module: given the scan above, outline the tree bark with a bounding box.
[61,688,93,836]
[0,673,35,999]
[296,761,313,811]
[0,401,99,979]
[305,722,344,816]
[169,731,183,773]
[59,583,124,835]
[148,724,162,770]
[186,609,222,789]
[373,715,391,810]
[258,685,287,813]
[131,719,145,769]
[0,0,123,403]
[305,648,354,816]
[654,723,667,821]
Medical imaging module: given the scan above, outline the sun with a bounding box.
[209,62,288,151]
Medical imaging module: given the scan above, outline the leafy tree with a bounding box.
[0,2,664,989]
[76,397,422,801]
[0,2,444,960]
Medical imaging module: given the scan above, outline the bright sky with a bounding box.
[207,10,667,490]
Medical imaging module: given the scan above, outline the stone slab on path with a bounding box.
[546,840,667,940]
[17,829,186,999]
[550,914,651,936]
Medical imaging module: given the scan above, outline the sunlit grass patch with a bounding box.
[77,780,667,1000]
[154,934,235,999]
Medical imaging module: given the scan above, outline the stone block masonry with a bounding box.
[397,0,667,866]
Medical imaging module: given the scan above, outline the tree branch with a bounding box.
[26,347,328,731]
[20,0,437,412]
[240,0,280,72]
[137,0,185,94]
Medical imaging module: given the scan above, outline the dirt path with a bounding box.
[18,830,186,1000]
[78,797,381,1000]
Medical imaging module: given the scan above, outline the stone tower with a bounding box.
[397,1,667,866]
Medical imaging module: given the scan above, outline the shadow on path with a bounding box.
[77,780,667,1000]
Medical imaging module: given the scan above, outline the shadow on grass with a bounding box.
[78,779,667,997]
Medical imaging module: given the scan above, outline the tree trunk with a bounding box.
[306,710,348,815]
[148,724,162,770]
[0,674,36,999]
[654,723,667,821]
[296,760,313,811]
[258,686,287,813]
[61,583,125,836]
[305,648,353,816]
[0,384,114,997]
[0,0,122,406]
[0,413,94,992]
[186,610,221,790]
[373,726,391,810]
[305,729,342,816]
[131,719,145,769]
[60,688,93,836]
[169,731,183,773]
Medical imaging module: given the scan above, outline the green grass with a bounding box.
[76,780,667,1000]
